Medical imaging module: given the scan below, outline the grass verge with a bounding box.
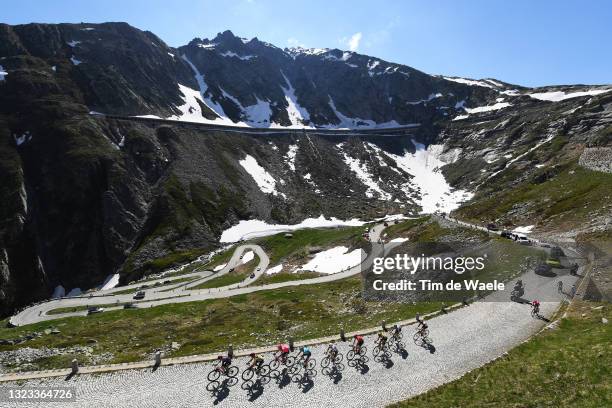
[392,300,611,408]
[0,276,441,371]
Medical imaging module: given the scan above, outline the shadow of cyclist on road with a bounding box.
[298,376,315,393]
[322,365,344,384]
[212,380,231,405]
[246,379,265,402]
[275,369,291,389]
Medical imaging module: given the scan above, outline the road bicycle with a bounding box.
[413,328,432,347]
[346,344,367,361]
[242,360,270,381]
[289,350,316,375]
[206,362,239,391]
[321,348,344,368]
[268,352,296,371]
[373,339,391,359]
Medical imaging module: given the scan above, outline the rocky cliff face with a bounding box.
[0,22,610,316]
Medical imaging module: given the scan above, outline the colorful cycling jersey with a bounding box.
[302,346,311,356]
[279,344,290,354]
[220,356,231,366]
[355,336,364,345]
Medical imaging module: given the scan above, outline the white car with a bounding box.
[516,236,531,245]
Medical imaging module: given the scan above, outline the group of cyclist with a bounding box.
[213,320,430,377]
[214,288,548,379]
[513,279,543,316]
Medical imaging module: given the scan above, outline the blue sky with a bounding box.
[3,0,611,87]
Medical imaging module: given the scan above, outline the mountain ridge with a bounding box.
[0,21,610,317]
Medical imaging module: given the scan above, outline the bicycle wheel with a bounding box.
[207,369,220,382]
[360,346,367,356]
[242,368,254,381]
[227,366,239,378]
[206,380,220,392]
[241,380,253,391]
[259,374,271,385]
[305,368,317,379]
[226,376,239,387]
[321,356,331,368]
[269,359,280,370]
[286,356,296,367]
[288,364,301,376]
[258,364,271,377]
[306,359,316,370]
[373,345,381,357]
[334,353,344,364]
[346,350,355,361]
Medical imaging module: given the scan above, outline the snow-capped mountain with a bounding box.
[0,22,610,315]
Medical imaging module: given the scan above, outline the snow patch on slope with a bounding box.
[298,246,363,274]
[285,144,298,171]
[220,216,366,243]
[100,274,120,290]
[443,76,496,88]
[339,144,391,200]
[219,51,256,60]
[384,140,473,213]
[527,88,611,102]
[180,55,242,126]
[244,97,273,125]
[239,154,283,197]
[453,101,512,120]
[281,72,311,127]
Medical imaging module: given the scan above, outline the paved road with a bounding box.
[10,224,389,326]
[0,264,577,408]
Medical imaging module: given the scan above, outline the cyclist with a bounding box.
[531,299,540,315]
[275,343,290,364]
[301,345,312,367]
[326,341,339,360]
[514,280,524,292]
[376,330,388,347]
[391,324,402,340]
[417,319,428,336]
[353,334,364,354]
[216,354,232,374]
[557,281,563,293]
[248,352,264,370]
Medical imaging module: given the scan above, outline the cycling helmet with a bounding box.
[250,353,255,357]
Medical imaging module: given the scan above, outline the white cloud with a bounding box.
[347,32,362,51]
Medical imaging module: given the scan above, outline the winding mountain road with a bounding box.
[9,224,388,326]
